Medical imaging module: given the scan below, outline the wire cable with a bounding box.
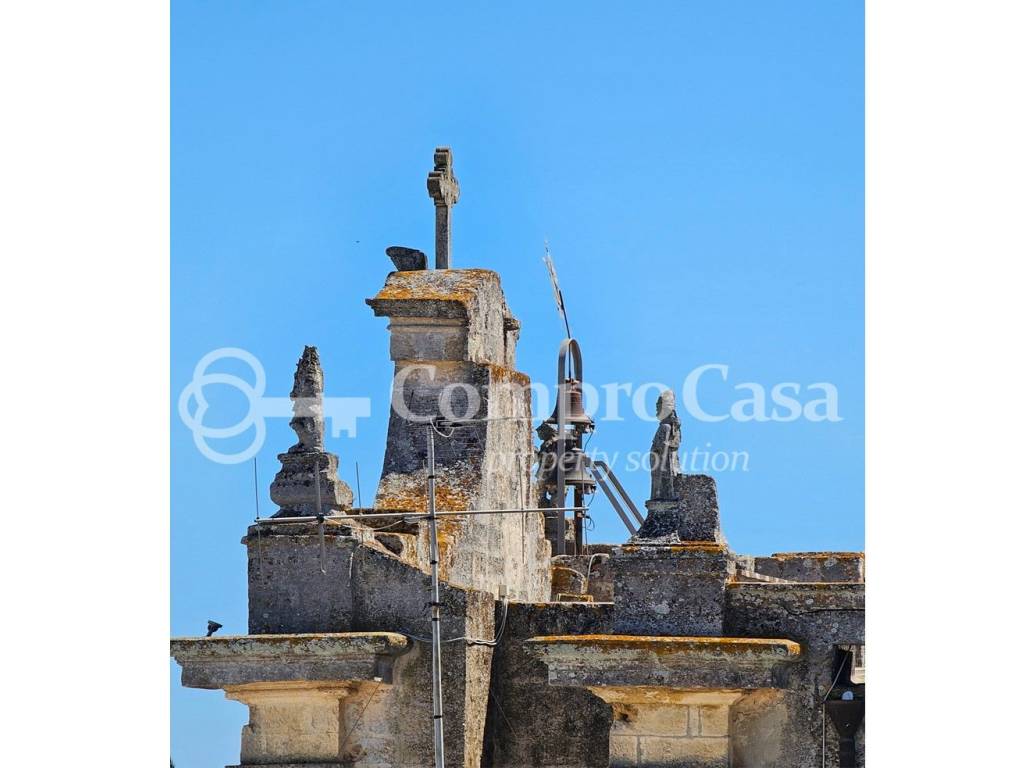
[338,677,384,757]
[820,656,847,767]
[405,597,510,647]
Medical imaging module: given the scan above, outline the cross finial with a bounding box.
[426,146,459,269]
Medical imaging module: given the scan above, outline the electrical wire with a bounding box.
[821,656,847,767]
[338,677,384,757]
[584,552,608,591]
[405,597,510,647]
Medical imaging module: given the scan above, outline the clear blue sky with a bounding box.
[171,1,863,764]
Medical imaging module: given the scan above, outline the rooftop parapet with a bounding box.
[753,552,865,583]
[170,631,412,689]
[527,634,801,690]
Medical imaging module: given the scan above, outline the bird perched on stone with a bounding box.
[206,620,223,637]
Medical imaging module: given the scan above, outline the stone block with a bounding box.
[245,524,365,634]
[608,734,639,767]
[618,703,689,736]
[611,543,730,636]
[639,736,729,767]
[753,552,864,583]
[385,246,427,271]
[636,475,724,543]
[366,268,517,367]
[270,451,353,516]
[698,705,730,737]
[388,318,469,361]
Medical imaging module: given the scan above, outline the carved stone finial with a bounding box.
[288,346,325,453]
[270,346,353,517]
[649,390,682,502]
[426,147,460,270]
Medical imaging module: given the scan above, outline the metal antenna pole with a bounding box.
[314,457,326,575]
[355,461,363,509]
[253,457,263,574]
[426,426,446,768]
[543,243,573,347]
[253,458,260,519]
[555,375,567,556]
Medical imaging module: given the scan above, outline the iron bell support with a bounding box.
[551,338,592,555]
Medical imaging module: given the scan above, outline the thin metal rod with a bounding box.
[355,462,363,509]
[587,462,638,536]
[255,506,587,525]
[573,486,585,556]
[253,458,260,519]
[555,372,567,555]
[253,457,263,574]
[590,458,645,526]
[432,416,536,425]
[426,428,445,768]
[314,457,323,517]
[314,457,326,574]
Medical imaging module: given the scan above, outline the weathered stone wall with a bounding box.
[367,269,550,602]
[752,552,864,583]
[350,541,497,768]
[611,543,730,636]
[483,602,615,767]
[725,582,865,768]
[246,523,375,634]
[603,691,741,768]
[244,523,498,768]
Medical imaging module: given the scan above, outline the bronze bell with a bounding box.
[544,379,595,432]
[560,446,597,493]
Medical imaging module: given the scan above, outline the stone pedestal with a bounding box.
[612,543,731,636]
[528,635,801,768]
[171,633,415,767]
[637,474,724,544]
[270,451,353,517]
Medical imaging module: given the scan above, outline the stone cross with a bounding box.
[426,146,459,269]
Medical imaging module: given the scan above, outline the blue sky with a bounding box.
[171,1,863,763]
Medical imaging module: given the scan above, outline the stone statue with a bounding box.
[635,389,724,544]
[649,390,682,501]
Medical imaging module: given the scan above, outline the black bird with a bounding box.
[206,620,223,637]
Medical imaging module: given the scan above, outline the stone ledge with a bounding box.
[366,268,501,319]
[725,581,865,610]
[527,635,801,691]
[170,632,412,689]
